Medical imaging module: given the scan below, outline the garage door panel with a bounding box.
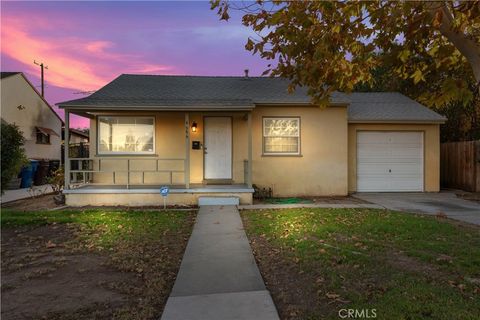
[358,163,422,175]
[388,177,423,191]
[357,177,390,191]
[357,131,423,192]
[357,149,390,158]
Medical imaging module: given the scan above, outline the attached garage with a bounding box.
[356,131,423,192]
[347,92,446,193]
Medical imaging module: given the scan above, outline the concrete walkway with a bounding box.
[354,192,480,226]
[0,184,53,204]
[161,205,279,320]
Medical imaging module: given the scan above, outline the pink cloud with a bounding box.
[85,41,114,54]
[1,17,175,92]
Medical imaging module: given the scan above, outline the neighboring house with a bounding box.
[58,74,446,206]
[1,72,63,161]
[63,128,89,144]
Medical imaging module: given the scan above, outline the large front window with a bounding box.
[98,116,155,154]
[263,117,300,155]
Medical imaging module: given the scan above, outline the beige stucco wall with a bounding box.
[348,123,441,192]
[251,106,348,196]
[86,106,349,196]
[1,74,62,160]
[66,192,252,206]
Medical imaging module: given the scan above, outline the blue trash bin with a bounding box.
[20,160,39,188]
[30,160,39,175]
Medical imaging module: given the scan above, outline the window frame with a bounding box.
[96,115,156,155]
[36,129,51,145]
[262,116,301,156]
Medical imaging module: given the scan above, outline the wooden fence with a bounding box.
[440,140,480,192]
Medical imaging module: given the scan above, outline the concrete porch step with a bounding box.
[198,196,239,206]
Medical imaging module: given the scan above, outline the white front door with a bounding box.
[204,117,232,180]
[357,131,424,192]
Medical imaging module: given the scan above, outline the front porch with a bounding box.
[64,184,254,206]
[63,110,254,206]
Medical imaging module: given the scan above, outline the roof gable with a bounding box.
[1,72,64,124]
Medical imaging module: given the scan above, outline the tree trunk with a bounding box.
[433,3,480,86]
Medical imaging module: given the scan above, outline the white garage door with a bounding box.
[357,131,424,192]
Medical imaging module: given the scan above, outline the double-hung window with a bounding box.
[263,117,300,155]
[98,116,155,154]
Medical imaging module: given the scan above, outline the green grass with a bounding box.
[1,208,193,249]
[242,208,480,320]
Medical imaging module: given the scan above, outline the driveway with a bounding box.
[353,192,480,226]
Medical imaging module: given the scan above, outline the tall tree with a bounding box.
[212,1,480,106]
[354,54,480,142]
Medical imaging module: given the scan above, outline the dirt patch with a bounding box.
[249,235,329,319]
[385,251,443,278]
[2,194,62,211]
[1,224,137,320]
[1,216,193,320]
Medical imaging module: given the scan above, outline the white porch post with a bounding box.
[247,111,253,188]
[185,112,190,189]
[64,110,70,190]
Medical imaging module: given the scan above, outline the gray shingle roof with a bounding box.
[58,74,445,123]
[348,92,446,123]
[58,74,349,109]
[0,72,20,79]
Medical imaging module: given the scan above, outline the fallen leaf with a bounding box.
[326,292,340,299]
[46,241,57,248]
[436,254,453,263]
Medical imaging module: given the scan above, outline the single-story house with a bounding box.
[63,128,90,144]
[58,74,446,206]
[1,72,63,161]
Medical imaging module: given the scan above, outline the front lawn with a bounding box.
[241,208,480,320]
[1,209,195,320]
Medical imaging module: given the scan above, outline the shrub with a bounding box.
[47,166,64,193]
[1,122,28,193]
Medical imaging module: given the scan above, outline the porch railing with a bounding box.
[68,157,186,188]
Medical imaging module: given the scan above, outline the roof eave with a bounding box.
[254,101,349,107]
[348,119,447,124]
[58,104,255,111]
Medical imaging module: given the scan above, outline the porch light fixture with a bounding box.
[191,121,198,133]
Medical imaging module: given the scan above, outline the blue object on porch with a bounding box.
[20,160,39,188]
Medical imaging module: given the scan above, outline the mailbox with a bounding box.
[192,141,201,150]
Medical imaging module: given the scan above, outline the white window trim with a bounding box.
[262,117,301,156]
[97,115,156,155]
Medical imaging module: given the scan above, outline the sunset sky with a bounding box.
[1,1,267,128]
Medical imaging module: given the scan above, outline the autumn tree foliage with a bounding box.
[211,1,480,107]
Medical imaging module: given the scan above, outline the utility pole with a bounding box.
[34,60,48,97]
